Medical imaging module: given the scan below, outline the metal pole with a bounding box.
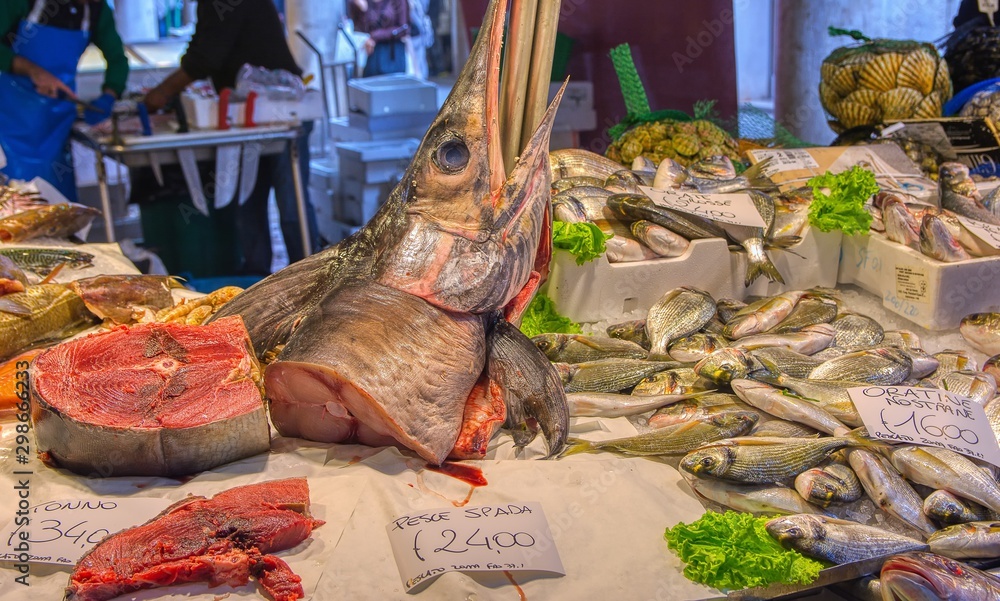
[520,0,561,150]
[94,150,116,242]
[289,134,312,256]
[499,0,539,172]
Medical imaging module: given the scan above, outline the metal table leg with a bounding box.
[94,149,116,242]
[289,137,312,256]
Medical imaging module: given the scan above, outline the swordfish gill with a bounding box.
[210,0,569,464]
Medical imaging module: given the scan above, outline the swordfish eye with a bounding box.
[434,138,471,174]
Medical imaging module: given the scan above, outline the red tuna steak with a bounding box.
[31,315,269,477]
[66,478,323,601]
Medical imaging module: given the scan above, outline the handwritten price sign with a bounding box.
[385,503,565,593]
[849,386,1000,467]
[0,498,172,564]
[957,215,1000,250]
[638,186,767,228]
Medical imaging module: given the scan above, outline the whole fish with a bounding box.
[702,317,727,336]
[631,367,715,396]
[938,210,1000,257]
[984,184,1000,218]
[605,169,644,194]
[939,162,1000,225]
[794,462,863,507]
[755,361,864,427]
[0,284,94,360]
[561,410,757,457]
[645,287,716,359]
[724,189,784,286]
[768,296,838,334]
[684,474,823,516]
[808,347,912,384]
[649,394,754,429]
[927,521,1000,559]
[733,323,836,355]
[606,194,726,240]
[960,313,1000,356]
[0,204,100,242]
[766,514,927,564]
[830,312,885,348]
[679,434,875,483]
[606,319,649,349]
[0,254,26,295]
[566,391,709,418]
[551,175,604,193]
[732,379,849,436]
[985,396,1000,441]
[987,356,1000,384]
[881,551,1000,601]
[923,490,997,526]
[847,448,938,536]
[667,332,727,363]
[724,291,806,339]
[210,0,570,464]
[930,351,979,385]
[888,445,1000,514]
[694,347,758,384]
[749,419,820,438]
[630,220,689,258]
[883,198,921,250]
[940,370,997,405]
[749,347,824,378]
[551,195,587,223]
[716,298,747,323]
[605,236,658,263]
[68,275,180,325]
[552,186,629,237]
[0,247,94,276]
[921,213,972,262]
[632,156,657,174]
[883,329,924,351]
[653,157,687,189]
[560,358,678,393]
[550,148,623,181]
[901,349,941,379]
[532,333,647,364]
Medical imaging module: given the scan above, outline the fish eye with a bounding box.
[700,456,715,468]
[787,527,802,537]
[435,138,470,173]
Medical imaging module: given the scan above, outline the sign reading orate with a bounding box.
[849,386,1000,467]
[638,185,766,228]
[386,502,565,593]
[0,497,173,565]
[957,215,1000,250]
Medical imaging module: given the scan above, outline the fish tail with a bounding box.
[744,245,785,286]
[559,439,594,457]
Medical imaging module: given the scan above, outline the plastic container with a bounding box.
[542,237,735,324]
[180,89,324,129]
[838,232,1000,330]
[347,74,438,116]
[731,226,843,299]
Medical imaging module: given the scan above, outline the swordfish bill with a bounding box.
[210,0,568,465]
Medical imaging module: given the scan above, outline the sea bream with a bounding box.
[210,0,568,464]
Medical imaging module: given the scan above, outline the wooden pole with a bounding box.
[519,0,562,150]
[499,0,539,173]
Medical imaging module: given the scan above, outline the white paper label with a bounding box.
[957,215,1000,250]
[0,498,173,565]
[386,502,565,593]
[849,386,1000,467]
[747,149,819,176]
[638,186,766,228]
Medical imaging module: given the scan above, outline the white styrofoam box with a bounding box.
[181,89,325,130]
[549,81,593,111]
[336,139,420,185]
[338,177,390,226]
[838,232,1000,330]
[347,110,435,134]
[730,226,843,299]
[309,160,338,243]
[348,74,438,116]
[542,237,735,324]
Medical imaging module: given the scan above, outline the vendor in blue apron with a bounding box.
[0,0,127,201]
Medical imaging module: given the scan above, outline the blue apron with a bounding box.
[0,2,91,201]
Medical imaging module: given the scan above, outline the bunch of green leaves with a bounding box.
[807,165,878,235]
[552,221,610,265]
[519,294,582,338]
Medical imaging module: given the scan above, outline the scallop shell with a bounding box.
[896,50,936,95]
[859,52,904,92]
[821,61,839,82]
[933,58,953,98]
[844,88,880,108]
[912,91,943,119]
[836,101,877,129]
[819,82,842,113]
[879,87,923,120]
[828,64,861,97]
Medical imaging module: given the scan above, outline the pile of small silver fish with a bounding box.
[549,149,809,286]
[869,163,1000,263]
[543,285,1000,573]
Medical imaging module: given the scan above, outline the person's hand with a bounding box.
[364,37,376,55]
[29,65,74,98]
[143,87,171,113]
[83,93,116,125]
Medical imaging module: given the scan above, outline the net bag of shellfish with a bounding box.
[818,28,953,134]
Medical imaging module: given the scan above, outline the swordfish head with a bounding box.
[375,0,565,315]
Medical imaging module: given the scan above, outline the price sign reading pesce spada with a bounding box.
[0,497,173,565]
[957,215,1000,250]
[385,502,565,593]
[638,186,767,229]
[849,386,1000,467]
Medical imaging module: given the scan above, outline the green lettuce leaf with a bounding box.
[519,294,582,338]
[807,165,878,235]
[664,511,824,591]
[552,221,610,265]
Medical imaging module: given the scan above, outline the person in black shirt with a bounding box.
[144,0,321,275]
